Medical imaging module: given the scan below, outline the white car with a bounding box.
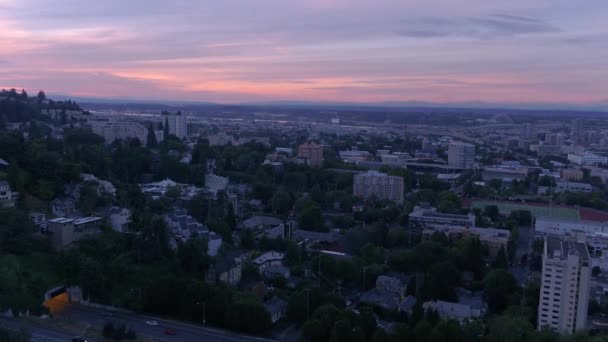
[145,320,159,326]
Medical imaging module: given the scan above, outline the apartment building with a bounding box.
[162,111,187,139]
[90,121,147,144]
[448,141,475,169]
[537,236,590,334]
[297,142,323,168]
[353,171,404,203]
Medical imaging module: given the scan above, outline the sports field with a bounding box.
[471,200,580,219]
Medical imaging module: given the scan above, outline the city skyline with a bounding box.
[1,0,608,105]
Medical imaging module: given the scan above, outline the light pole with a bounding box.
[196,301,207,326]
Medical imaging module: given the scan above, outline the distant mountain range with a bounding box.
[51,93,608,113]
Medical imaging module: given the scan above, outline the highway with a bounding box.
[55,302,275,342]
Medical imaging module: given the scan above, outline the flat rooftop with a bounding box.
[546,236,589,261]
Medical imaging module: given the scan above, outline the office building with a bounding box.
[162,111,187,139]
[297,142,323,168]
[448,142,475,169]
[353,171,404,203]
[537,144,562,157]
[537,236,590,334]
[568,152,607,166]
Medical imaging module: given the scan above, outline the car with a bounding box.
[164,328,177,335]
[145,320,159,326]
[101,311,114,317]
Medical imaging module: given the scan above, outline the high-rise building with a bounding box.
[537,235,590,334]
[448,141,475,169]
[353,171,404,203]
[297,142,323,168]
[520,123,535,139]
[162,112,187,139]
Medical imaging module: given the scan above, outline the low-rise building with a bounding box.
[264,297,287,323]
[409,206,476,230]
[205,174,229,194]
[252,251,284,272]
[47,216,102,249]
[376,275,407,297]
[535,217,608,236]
[423,300,481,323]
[0,181,18,208]
[561,169,584,181]
[108,207,131,233]
[339,150,372,163]
[568,152,608,166]
[51,198,76,217]
[538,180,592,194]
[422,225,510,257]
[482,166,529,183]
[206,252,243,286]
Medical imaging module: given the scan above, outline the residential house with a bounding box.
[423,300,481,323]
[376,275,407,297]
[252,251,284,272]
[108,207,131,233]
[263,265,291,280]
[240,216,282,231]
[0,181,18,208]
[264,297,287,324]
[205,252,243,286]
[51,198,76,217]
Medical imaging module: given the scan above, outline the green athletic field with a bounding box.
[471,200,580,219]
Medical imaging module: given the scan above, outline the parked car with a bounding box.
[145,320,159,326]
[164,328,177,335]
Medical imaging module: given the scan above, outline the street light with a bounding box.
[196,301,206,326]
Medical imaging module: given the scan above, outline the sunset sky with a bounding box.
[1,0,607,105]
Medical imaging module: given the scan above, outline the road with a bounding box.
[55,302,274,342]
[1,317,75,342]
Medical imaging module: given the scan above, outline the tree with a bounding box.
[302,319,324,342]
[298,202,325,232]
[486,315,534,342]
[483,270,518,314]
[36,90,46,102]
[484,205,500,222]
[226,299,272,335]
[329,319,351,342]
[492,246,509,270]
[271,191,293,214]
[146,124,158,148]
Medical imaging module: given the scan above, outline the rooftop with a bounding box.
[546,236,589,261]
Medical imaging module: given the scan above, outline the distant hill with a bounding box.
[0,88,83,123]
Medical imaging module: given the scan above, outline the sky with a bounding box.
[1,0,607,105]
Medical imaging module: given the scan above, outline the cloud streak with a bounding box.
[0,0,607,104]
